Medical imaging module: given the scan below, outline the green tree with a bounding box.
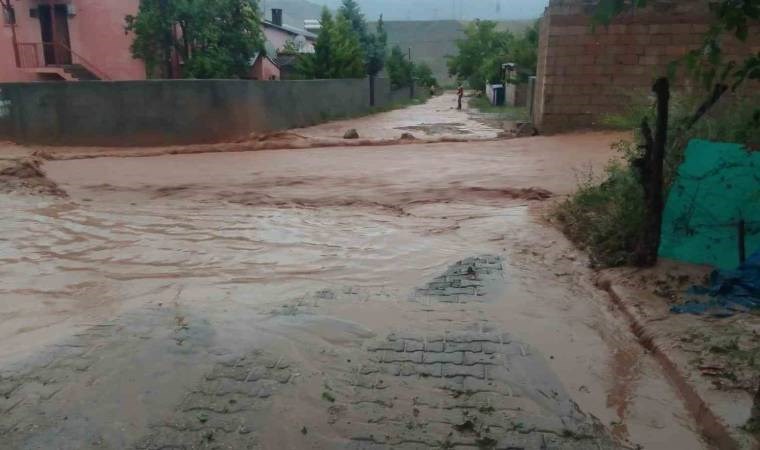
[414,62,438,87]
[447,20,538,91]
[297,8,365,79]
[338,0,387,78]
[126,0,263,79]
[296,8,335,78]
[331,14,366,78]
[338,0,368,43]
[364,16,388,78]
[386,45,413,88]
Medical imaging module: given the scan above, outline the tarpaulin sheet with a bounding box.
[672,249,760,316]
[659,139,760,270]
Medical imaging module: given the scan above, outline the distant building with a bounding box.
[255,8,317,81]
[303,19,321,34]
[250,53,280,81]
[0,0,145,82]
[262,9,316,55]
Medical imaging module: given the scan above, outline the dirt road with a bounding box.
[0,98,707,449]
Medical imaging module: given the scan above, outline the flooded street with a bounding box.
[0,98,706,449]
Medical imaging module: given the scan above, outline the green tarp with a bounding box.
[659,139,760,270]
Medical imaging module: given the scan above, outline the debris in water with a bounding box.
[343,129,360,139]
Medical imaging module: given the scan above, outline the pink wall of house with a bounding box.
[251,55,280,81]
[67,0,145,80]
[1,0,145,82]
[1,1,43,81]
[263,26,315,54]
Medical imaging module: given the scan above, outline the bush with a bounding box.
[553,157,645,268]
[555,92,759,268]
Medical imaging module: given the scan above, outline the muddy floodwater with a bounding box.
[0,112,708,449]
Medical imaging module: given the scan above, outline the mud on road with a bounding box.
[0,112,709,450]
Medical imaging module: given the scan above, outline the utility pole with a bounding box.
[408,47,414,99]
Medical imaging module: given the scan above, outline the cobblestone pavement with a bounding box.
[329,330,617,449]
[415,256,505,302]
[300,258,618,449]
[135,351,293,450]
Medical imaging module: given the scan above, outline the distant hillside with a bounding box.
[313,0,545,21]
[379,20,534,85]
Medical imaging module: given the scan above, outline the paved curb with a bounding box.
[595,275,752,450]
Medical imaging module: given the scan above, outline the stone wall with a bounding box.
[532,0,760,132]
[0,77,424,146]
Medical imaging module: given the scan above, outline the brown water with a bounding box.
[293,93,502,140]
[0,132,706,449]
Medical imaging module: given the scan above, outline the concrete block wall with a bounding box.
[0,77,425,146]
[532,0,760,132]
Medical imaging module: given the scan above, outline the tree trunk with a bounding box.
[635,77,670,267]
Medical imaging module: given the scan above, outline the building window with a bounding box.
[2,6,16,26]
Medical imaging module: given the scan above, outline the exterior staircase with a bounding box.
[14,42,110,81]
[61,64,100,81]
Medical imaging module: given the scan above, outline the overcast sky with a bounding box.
[313,0,549,21]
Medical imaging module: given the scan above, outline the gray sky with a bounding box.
[314,0,549,21]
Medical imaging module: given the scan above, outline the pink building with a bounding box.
[1,0,144,81]
[0,3,317,83]
[250,53,280,80]
[249,9,317,81]
[262,8,316,55]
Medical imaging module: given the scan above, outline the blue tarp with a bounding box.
[672,249,760,316]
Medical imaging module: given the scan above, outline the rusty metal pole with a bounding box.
[49,0,57,65]
[1,0,19,66]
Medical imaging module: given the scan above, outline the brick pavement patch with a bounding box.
[415,255,505,303]
[135,350,292,450]
[338,330,619,449]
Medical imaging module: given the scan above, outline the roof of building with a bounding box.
[251,52,280,68]
[273,54,298,69]
[262,21,317,41]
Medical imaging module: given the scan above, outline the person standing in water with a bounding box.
[457,84,464,110]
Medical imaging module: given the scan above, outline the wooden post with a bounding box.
[739,219,747,264]
[635,78,670,267]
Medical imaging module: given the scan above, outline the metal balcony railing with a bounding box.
[15,42,110,80]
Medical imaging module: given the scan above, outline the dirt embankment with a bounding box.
[5,131,495,163]
[0,158,66,197]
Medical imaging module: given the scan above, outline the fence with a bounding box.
[0,77,426,146]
